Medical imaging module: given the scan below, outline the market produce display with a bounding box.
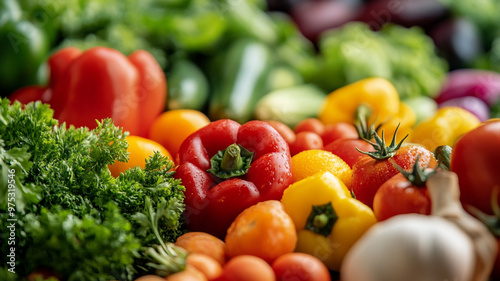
[1,0,500,280]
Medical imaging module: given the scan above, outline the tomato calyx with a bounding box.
[357,124,408,160]
[467,186,500,237]
[304,202,338,237]
[391,154,435,187]
[354,104,383,141]
[208,143,254,179]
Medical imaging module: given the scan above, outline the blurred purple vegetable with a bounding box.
[429,18,483,70]
[290,0,362,42]
[439,96,490,122]
[435,69,500,106]
[355,0,449,31]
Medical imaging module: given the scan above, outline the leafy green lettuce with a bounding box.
[312,22,449,99]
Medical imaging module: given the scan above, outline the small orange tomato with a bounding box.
[218,255,276,281]
[134,275,166,281]
[225,200,297,263]
[149,109,211,161]
[186,253,223,281]
[108,135,173,177]
[175,232,227,266]
[165,265,207,281]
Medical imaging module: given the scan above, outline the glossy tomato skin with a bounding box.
[272,253,331,281]
[290,131,323,156]
[451,120,500,215]
[321,122,358,146]
[294,118,324,135]
[323,138,375,168]
[216,255,275,281]
[373,172,432,221]
[351,145,437,209]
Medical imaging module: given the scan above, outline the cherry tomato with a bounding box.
[217,255,275,281]
[149,109,210,161]
[272,253,331,281]
[290,131,323,156]
[165,266,207,281]
[451,120,500,215]
[323,138,375,168]
[108,135,173,177]
[134,275,167,281]
[373,172,432,221]
[265,120,296,144]
[352,144,437,209]
[175,232,227,266]
[186,253,223,281]
[225,200,297,263]
[294,118,324,135]
[321,122,358,146]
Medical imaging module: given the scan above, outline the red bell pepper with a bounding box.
[175,119,293,238]
[8,46,166,137]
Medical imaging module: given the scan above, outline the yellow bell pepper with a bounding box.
[318,77,416,143]
[281,171,377,271]
[409,106,480,152]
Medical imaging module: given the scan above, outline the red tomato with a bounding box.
[323,138,375,168]
[265,120,296,145]
[373,172,432,221]
[321,122,358,146]
[272,253,331,281]
[451,120,500,215]
[351,144,437,209]
[294,118,324,135]
[290,131,323,156]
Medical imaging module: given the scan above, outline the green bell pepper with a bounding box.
[208,38,273,124]
[0,0,49,97]
[166,59,210,111]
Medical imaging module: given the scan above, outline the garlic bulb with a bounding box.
[341,170,497,281]
[341,214,475,281]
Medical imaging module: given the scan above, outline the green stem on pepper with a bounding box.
[305,202,338,237]
[208,143,254,179]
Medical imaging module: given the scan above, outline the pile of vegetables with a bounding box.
[2,0,500,280]
[2,75,500,280]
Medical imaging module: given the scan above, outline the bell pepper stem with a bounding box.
[313,214,330,228]
[305,203,338,237]
[208,143,254,179]
[221,144,244,172]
